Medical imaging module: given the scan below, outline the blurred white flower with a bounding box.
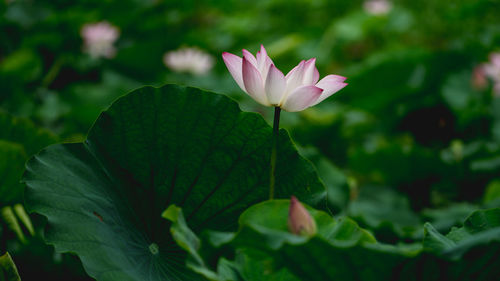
[363,0,392,15]
[482,52,500,96]
[163,47,215,75]
[80,21,120,59]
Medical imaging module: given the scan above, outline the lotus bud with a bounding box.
[288,196,317,236]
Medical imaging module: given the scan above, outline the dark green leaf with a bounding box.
[0,141,26,204]
[0,112,56,204]
[422,203,478,233]
[218,202,499,281]
[218,200,421,281]
[348,186,420,239]
[424,208,500,259]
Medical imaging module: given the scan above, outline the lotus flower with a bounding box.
[164,47,215,75]
[482,52,500,96]
[222,45,347,112]
[81,21,120,59]
[288,196,317,236]
[363,0,392,15]
[484,53,500,76]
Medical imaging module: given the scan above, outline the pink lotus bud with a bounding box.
[288,196,317,236]
[163,47,215,75]
[222,45,347,112]
[80,21,120,59]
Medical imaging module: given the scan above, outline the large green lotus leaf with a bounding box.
[23,84,324,281]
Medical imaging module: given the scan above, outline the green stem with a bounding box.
[41,57,65,88]
[269,106,281,200]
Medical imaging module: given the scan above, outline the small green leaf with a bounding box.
[12,204,34,236]
[162,205,204,268]
[423,222,456,252]
[0,252,21,281]
[483,180,500,205]
[0,207,25,244]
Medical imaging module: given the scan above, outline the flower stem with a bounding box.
[269,106,281,200]
[42,57,65,88]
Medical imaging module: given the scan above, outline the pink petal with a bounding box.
[313,67,319,85]
[313,75,347,106]
[303,58,319,85]
[265,64,286,105]
[490,53,500,67]
[222,52,246,92]
[242,56,269,105]
[256,45,274,79]
[285,60,305,80]
[256,45,268,69]
[281,85,323,112]
[285,60,306,95]
[242,49,258,68]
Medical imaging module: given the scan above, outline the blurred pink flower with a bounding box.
[80,21,120,59]
[288,196,317,236]
[163,47,214,75]
[482,52,500,96]
[363,0,392,15]
[483,53,500,80]
[222,45,347,112]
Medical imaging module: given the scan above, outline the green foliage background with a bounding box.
[1,0,500,280]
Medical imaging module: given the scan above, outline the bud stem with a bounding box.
[269,106,281,199]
